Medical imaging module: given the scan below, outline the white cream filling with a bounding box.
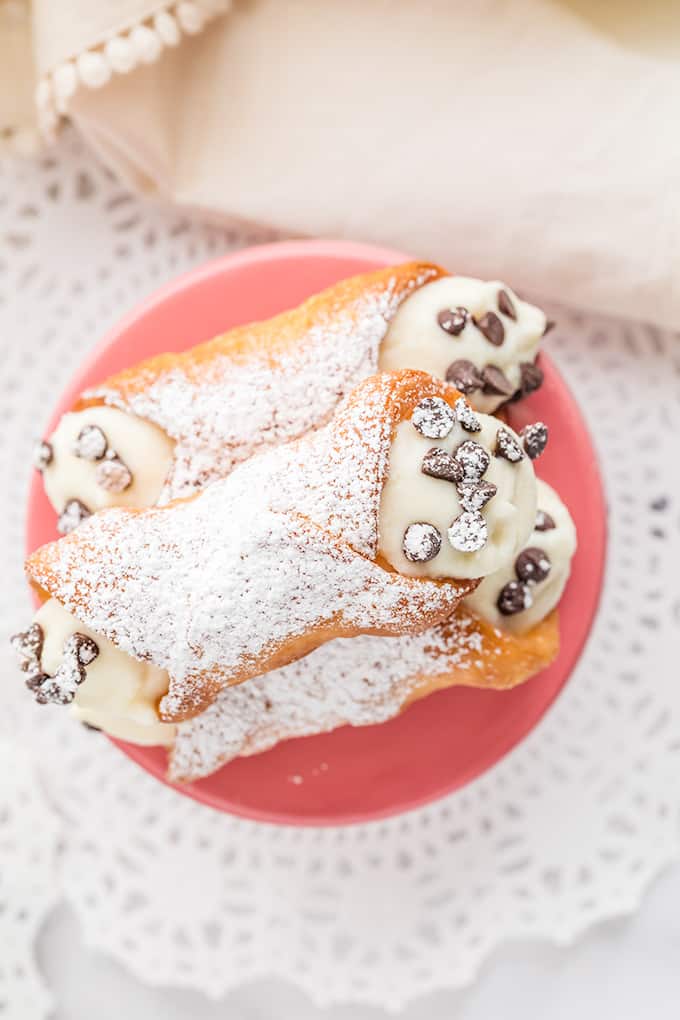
[464,479,577,634]
[378,412,536,580]
[379,277,546,413]
[35,598,175,746]
[42,406,174,516]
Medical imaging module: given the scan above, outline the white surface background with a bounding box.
[39,867,680,1019]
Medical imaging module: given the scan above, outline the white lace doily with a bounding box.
[1,133,679,1015]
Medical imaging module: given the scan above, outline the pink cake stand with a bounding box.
[26,240,606,825]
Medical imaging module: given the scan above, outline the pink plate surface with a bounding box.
[26,239,606,826]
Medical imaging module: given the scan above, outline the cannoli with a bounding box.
[14,475,565,768]
[169,479,573,781]
[20,371,542,722]
[35,264,548,526]
[168,608,560,783]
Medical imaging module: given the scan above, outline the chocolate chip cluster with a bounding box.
[34,423,134,534]
[496,422,549,463]
[11,622,99,705]
[72,424,134,494]
[402,394,550,567]
[497,545,552,616]
[404,395,496,561]
[436,287,548,405]
[493,431,551,615]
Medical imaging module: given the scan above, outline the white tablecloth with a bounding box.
[40,867,680,1019]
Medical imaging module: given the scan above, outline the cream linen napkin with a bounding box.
[2,0,679,327]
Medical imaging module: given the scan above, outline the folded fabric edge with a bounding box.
[35,0,232,140]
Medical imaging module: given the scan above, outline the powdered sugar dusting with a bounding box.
[169,612,486,782]
[29,375,472,719]
[267,373,396,557]
[86,268,439,502]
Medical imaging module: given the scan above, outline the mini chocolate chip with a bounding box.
[411,397,455,439]
[494,427,524,463]
[422,447,463,484]
[454,440,491,481]
[445,359,485,394]
[497,289,517,320]
[650,496,669,512]
[437,306,468,335]
[73,424,108,461]
[25,672,50,693]
[497,580,532,615]
[521,421,549,460]
[519,361,544,396]
[535,509,556,531]
[57,499,91,534]
[96,456,133,493]
[475,311,505,346]
[403,523,442,562]
[543,319,556,336]
[33,440,53,472]
[453,397,481,433]
[448,511,488,552]
[14,626,99,707]
[515,546,551,583]
[11,623,44,675]
[457,480,497,512]
[34,680,74,706]
[481,364,515,397]
[73,633,99,666]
